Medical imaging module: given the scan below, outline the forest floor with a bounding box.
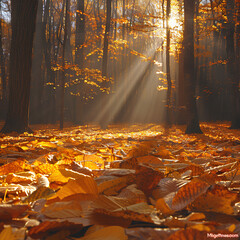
[0,122,240,239]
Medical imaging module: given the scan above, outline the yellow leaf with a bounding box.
[51,174,98,200]
[0,226,16,240]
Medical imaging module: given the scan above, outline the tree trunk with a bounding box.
[0,0,6,103]
[226,0,240,129]
[165,0,172,126]
[1,0,38,133]
[74,0,85,124]
[102,0,111,77]
[184,0,202,134]
[60,0,69,130]
[30,0,44,124]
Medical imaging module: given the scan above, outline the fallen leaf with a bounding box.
[136,165,163,195]
[0,226,16,240]
[0,160,27,175]
[42,200,91,218]
[49,174,98,201]
[23,186,55,203]
[28,220,82,239]
[171,179,210,211]
[98,175,134,195]
[189,185,239,215]
[75,226,128,240]
[167,228,207,240]
[0,204,30,220]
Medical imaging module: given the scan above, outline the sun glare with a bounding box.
[168,17,178,29]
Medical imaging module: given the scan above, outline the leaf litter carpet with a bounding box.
[0,122,240,239]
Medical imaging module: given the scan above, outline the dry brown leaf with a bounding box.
[23,186,55,203]
[171,179,210,211]
[28,220,82,239]
[75,226,128,240]
[118,184,147,203]
[127,143,152,158]
[42,200,91,218]
[93,203,158,225]
[136,165,163,195]
[98,175,134,195]
[167,228,207,240]
[136,155,164,167]
[126,227,175,240]
[178,164,204,177]
[119,157,139,170]
[189,185,239,215]
[0,204,30,220]
[152,178,189,200]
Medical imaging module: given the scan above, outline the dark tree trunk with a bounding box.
[75,0,85,66]
[30,0,44,124]
[226,0,240,129]
[0,0,6,103]
[165,0,172,126]
[60,0,69,130]
[183,0,202,134]
[74,0,85,124]
[102,0,111,77]
[1,0,38,133]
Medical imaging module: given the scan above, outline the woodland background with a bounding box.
[0,0,239,133]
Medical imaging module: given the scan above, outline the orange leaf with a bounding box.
[0,160,26,175]
[171,179,210,211]
[189,185,239,215]
[76,226,128,240]
[50,174,98,201]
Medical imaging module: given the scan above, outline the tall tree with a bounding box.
[0,0,6,103]
[1,0,38,133]
[183,0,202,134]
[60,0,69,130]
[74,0,85,124]
[165,0,172,126]
[102,0,111,77]
[226,0,240,129]
[30,0,44,124]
